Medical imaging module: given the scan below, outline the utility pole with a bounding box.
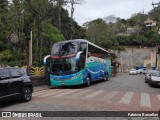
[152,1,160,10]
[70,0,75,39]
[68,0,83,39]
[28,31,32,76]
[54,0,83,39]
[29,31,32,66]
[58,0,63,33]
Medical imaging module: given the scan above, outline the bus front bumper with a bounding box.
[50,79,83,87]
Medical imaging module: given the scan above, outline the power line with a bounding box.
[152,1,160,10]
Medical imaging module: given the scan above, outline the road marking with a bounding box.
[54,89,81,97]
[157,95,160,101]
[69,89,92,98]
[33,89,49,94]
[33,89,59,96]
[38,89,70,97]
[101,91,119,100]
[140,93,151,107]
[119,92,133,104]
[85,90,105,99]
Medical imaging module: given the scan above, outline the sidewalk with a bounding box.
[33,85,49,92]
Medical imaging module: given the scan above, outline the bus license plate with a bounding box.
[61,82,65,85]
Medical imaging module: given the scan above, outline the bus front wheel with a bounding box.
[86,76,91,87]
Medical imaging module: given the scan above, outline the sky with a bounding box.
[65,0,160,26]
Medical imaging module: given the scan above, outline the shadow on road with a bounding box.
[49,79,106,89]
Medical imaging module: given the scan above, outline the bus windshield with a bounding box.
[51,57,77,75]
[51,41,79,56]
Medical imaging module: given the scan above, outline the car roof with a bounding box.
[152,70,159,72]
[0,67,21,70]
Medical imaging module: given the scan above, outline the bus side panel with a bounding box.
[49,71,84,87]
[86,60,102,81]
[105,60,112,77]
[99,58,107,78]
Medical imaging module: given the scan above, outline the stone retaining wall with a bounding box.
[115,47,154,72]
[30,76,48,86]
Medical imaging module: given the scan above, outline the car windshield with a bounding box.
[138,69,144,71]
[152,71,160,77]
[51,41,79,56]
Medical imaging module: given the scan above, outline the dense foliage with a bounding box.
[0,0,85,66]
[84,11,160,50]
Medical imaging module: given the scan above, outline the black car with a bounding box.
[0,67,33,102]
[148,70,160,87]
[145,70,154,83]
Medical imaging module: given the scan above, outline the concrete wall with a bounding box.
[115,47,156,73]
[30,76,47,86]
[144,58,151,67]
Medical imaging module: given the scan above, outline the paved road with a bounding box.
[0,73,160,120]
[87,73,160,94]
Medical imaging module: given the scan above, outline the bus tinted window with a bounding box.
[51,57,77,75]
[51,41,79,56]
[88,44,105,58]
[51,43,61,55]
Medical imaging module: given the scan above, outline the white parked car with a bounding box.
[137,68,146,74]
[129,69,138,75]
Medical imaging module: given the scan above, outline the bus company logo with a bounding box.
[2,112,11,117]
[56,76,62,80]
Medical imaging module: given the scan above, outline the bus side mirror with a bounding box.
[76,51,83,62]
[43,55,51,65]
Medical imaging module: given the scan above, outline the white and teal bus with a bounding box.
[44,39,112,87]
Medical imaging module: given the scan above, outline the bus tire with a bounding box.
[103,73,108,82]
[86,76,91,87]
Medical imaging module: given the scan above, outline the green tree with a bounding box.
[0,0,9,51]
[41,21,64,56]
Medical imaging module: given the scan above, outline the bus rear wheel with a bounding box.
[103,73,108,82]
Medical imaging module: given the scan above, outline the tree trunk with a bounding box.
[40,37,43,63]
[58,0,62,33]
[36,14,41,63]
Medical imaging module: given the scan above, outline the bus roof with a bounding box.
[53,39,109,54]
